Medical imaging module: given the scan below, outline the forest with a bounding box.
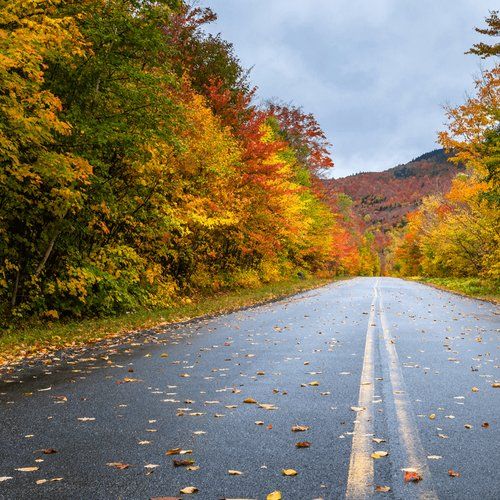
[387,12,499,292]
[0,0,380,324]
[0,1,498,331]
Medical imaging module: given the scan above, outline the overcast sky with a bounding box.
[202,0,497,178]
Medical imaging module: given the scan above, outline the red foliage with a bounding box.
[266,103,334,174]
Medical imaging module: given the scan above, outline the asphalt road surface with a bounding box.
[0,277,499,500]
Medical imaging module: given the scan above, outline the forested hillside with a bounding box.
[323,149,462,232]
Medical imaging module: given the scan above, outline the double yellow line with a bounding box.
[345,279,378,498]
[346,279,437,499]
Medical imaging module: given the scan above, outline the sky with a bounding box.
[201,0,497,178]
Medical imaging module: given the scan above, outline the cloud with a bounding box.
[203,0,497,177]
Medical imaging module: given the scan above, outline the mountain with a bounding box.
[322,149,463,233]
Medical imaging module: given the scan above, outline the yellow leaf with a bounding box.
[282,468,298,476]
[180,486,198,494]
[267,492,282,500]
[371,451,389,459]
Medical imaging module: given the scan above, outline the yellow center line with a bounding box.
[379,288,438,500]
[345,279,378,499]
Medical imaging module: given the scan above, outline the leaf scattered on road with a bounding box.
[291,425,309,432]
[403,470,422,482]
[295,441,311,448]
[375,485,391,492]
[267,492,282,500]
[179,486,198,494]
[106,462,130,470]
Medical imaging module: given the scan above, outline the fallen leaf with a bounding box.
[291,425,309,432]
[119,377,140,383]
[308,381,320,386]
[0,477,13,482]
[267,492,282,500]
[282,469,298,476]
[375,485,391,492]
[448,469,461,478]
[295,441,311,448]
[482,422,489,428]
[372,438,386,444]
[15,467,39,472]
[166,448,182,455]
[77,417,95,422]
[427,455,442,460]
[255,421,265,426]
[144,464,160,469]
[429,413,436,420]
[492,382,500,388]
[228,470,243,475]
[464,424,472,429]
[404,471,422,482]
[471,387,479,392]
[351,406,366,412]
[173,459,195,467]
[437,433,449,439]
[258,403,278,410]
[179,486,198,494]
[41,448,57,454]
[36,479,48,485]
[371,451,389,459]
[243,398,257,404]
[186,466,200,471]
[106,462,130,470]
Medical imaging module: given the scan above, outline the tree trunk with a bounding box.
[34,232,59,277]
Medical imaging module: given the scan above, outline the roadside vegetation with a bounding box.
[0,276,337,365]
[387,12,499,298]
[408,277,499,303]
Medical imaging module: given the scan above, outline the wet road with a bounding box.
[0,277,499,499]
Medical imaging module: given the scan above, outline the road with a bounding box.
[0,277,498,500]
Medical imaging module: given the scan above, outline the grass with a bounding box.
[408,276,499,303]
[0,276,339,366]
